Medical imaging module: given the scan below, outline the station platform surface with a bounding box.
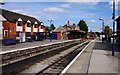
[63,39,119,75]
[1,39,66,53]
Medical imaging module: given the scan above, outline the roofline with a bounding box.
[116,16,120,21]
[1,9,43,25]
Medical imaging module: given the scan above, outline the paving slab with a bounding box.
[88,40,119,74]
[63,39,119,75]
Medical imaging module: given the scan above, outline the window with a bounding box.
[27,23,31,27]
[41,25,43,29]
[34,24,38,28]
[17,21,22,26]
[4,30,8,38]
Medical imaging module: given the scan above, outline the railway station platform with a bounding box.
[1,39,65,53]
[62,39,119,75]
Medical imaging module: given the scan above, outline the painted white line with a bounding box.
[60,40,94,74]
[0,39,81,55]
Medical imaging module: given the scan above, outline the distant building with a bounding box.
[52,20,85,40]
[52,27,67,40]
[116,16,120,44]
[1,9,46,44]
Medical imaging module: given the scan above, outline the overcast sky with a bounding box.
[2,0,120,32]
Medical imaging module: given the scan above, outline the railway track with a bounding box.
[2,40,89,75]
[36,42,88,74]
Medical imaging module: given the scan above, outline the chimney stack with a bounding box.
[68,20,70,26]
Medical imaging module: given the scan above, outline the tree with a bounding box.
[104,26,112,36]
[109,28,112,36]
[104,26,110,35]
[50,23,55,30]
[46,26,50,32]
[78,20,88,33]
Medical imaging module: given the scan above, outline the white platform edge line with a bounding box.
[0,39,81,55]
[60,40,94,74]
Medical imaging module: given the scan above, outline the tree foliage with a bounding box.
[46,26,50,32]
[78,20,88,33]
[46,23,56,32]
[50,23,55,30]
[104,26,112,36]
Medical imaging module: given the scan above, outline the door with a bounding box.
[22,33,25,42]
[19,32,22,43]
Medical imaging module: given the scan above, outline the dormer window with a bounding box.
[41,22,44,29]
[18,21,22,26]
[27,23,31,27]
[17,18,22,26]
[34,24,38,28]
[34,22,38,28]
[41,25,43,29]
[27,20,31,27]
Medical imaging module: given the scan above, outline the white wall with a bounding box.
[26,27,31,32]
[40,29,43,32]
[0,15,6,40]
[34,28,37,32]
[16,26,22,32]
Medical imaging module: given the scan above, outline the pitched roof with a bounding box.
[0,9,40,24]
[66,30,85,33]
[52,27,66,32]
[0,14,6,21]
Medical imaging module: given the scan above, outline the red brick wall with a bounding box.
[57,33,61,40]
[62,32,67,40]
[52,32,67,40]
[3,21,16,39]
[22,23,26,33]
[3,21,46,40]
[43,26,46,32]
[31,25,34,36]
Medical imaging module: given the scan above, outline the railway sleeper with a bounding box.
[2,40,82,66]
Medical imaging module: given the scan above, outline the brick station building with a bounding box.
[52,20,85,40]
[1,9,46,44]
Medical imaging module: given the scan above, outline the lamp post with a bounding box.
[48,19,53,42]
[112,0,115,56]
[99,18,105,33]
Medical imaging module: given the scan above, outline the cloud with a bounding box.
[64,0,101,2]
[88,20,96,23]
[60,4,70,8]
[37,7,69,14]
[63,0,99,6]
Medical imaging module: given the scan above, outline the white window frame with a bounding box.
[4,30,8,38]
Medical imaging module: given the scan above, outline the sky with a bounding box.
[1,0,120,32]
